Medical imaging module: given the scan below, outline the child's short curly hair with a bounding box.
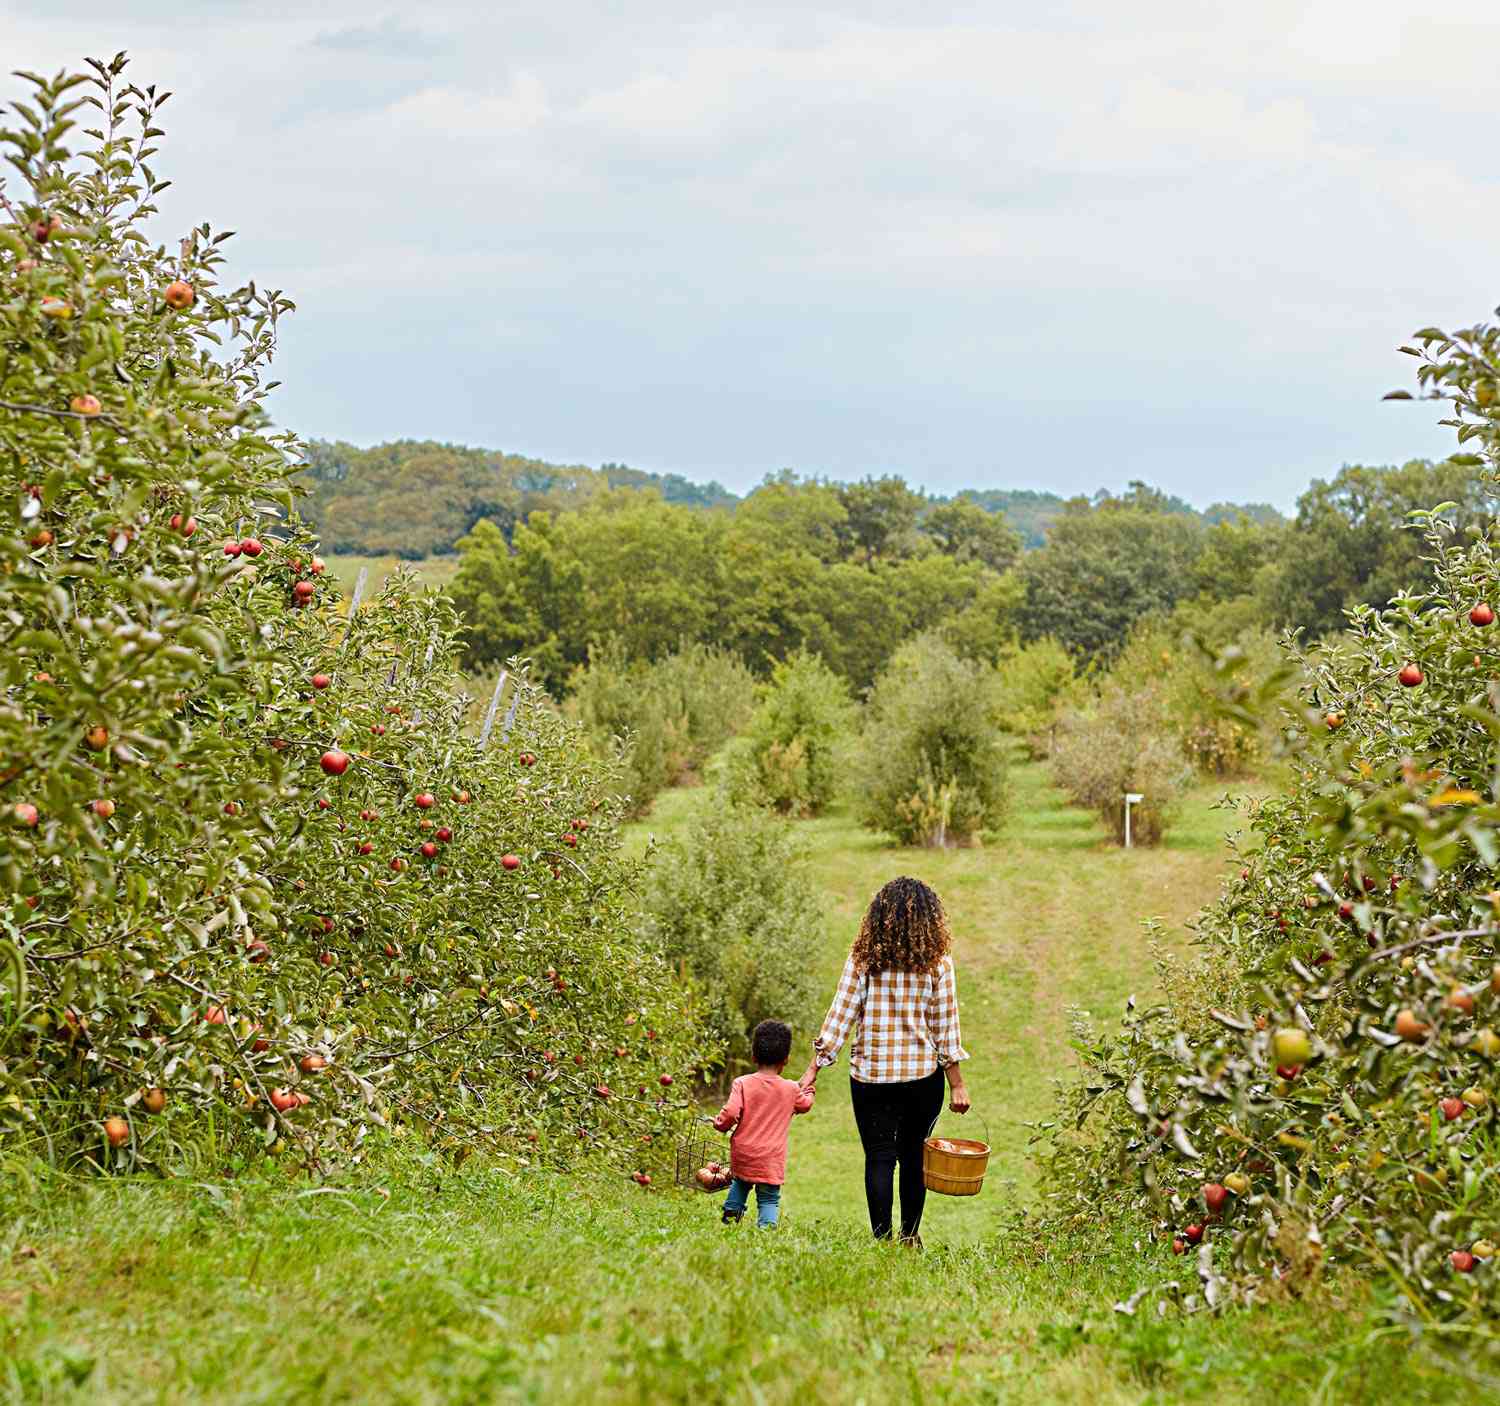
[751,1019,793,1066]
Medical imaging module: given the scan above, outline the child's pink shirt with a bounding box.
[713,1069,814,1185]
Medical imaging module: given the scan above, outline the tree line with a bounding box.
[446,460,1493,694]
[293,437,1282,559]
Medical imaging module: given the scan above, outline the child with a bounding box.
[713,1019,814,1228]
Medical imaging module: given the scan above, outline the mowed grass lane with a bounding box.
[625,759,1259,1242]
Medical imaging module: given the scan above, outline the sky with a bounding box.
[4,2,1497,509]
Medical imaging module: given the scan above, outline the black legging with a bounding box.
[849,1068,946,1239]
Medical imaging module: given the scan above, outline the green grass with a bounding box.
[6,762,1476,1403]
[0,1158,1474,1405]
[624,760,1258,1238]
[320,553,461,596]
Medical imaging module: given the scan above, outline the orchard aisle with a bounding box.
[625,758,1261,1242]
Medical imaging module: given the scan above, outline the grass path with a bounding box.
[626,760,1253,1240]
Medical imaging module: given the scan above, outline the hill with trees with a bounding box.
[294,440,1285,559]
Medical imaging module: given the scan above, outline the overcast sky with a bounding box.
[5,2,1497,507]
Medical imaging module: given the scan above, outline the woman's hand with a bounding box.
[944,1065,971,1114]
[798,1061,819,1093]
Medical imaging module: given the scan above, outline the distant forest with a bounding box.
[294,439,1284,558]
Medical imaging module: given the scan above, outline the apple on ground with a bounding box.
[142,1087,166,1115]
[103,1116,130,1148]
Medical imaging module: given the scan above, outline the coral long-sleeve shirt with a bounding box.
[713,1070,814,1185]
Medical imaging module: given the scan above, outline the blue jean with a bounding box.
[722,1177,781,1227]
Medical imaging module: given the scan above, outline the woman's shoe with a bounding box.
[899,1233,924,1250]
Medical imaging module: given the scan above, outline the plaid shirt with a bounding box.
[813,953,968,1084]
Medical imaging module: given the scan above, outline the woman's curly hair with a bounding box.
[850,876,951,974]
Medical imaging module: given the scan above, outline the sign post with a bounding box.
[1124,792,1144,849]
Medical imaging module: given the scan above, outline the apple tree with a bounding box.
[1039,310,1500,1326]
[0,57,715,1176]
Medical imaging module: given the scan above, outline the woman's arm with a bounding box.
[931,956,972,1113]
[799,953,863,1091]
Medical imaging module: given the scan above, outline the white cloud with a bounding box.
[0,1,1489,502]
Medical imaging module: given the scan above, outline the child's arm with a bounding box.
[712,1080,744,1133]
[792,1082,815,1115]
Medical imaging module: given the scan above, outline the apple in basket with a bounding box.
[695,1166,717,1189]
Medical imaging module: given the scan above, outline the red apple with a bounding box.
[1439,1097,1465,1122]
[69,393,102,417]
[310,556,325,575]
[501,854,521,870]
[389,857,406,872]
[1471,603,1494,627]
[659,1074,674,1087]
[1398,663,1423,687]
[1183,1223,1204,1245]
[223,540,242,557]
[164,279,196,310]
[246,938,271,963]
[420,841,439,859]
[594,1084,612,1099]
[371,724,386,736]
[103,1116,130,1148]
[142,1087,167,1115]
[13,802,39,827]
[239,538,263,557]
[414,792,435,810]
[203,1005,228,1025]
[320,750,350,776]
[311,673,331,690]
[269,1087,297,1112]
[563,832,578,847]
[1452,1250,1476,1274]
[358,842,373,856]
[317,951,334,967]
[292,580,315,603]
[435,826,452,843]
[223,801,241,816]
[299,1053,327,1073]
[1202,1182,1228,1214]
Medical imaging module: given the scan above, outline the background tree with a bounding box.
[852,634,1008,847]
[1259,459,1493,636]
[1015,499,1204,661]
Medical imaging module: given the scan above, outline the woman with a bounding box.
[799,875,971,1244]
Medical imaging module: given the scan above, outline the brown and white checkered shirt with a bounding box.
[812,953,968,1084]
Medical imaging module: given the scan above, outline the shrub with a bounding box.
[991,638,1086,755]
[0,59,713,1174]
[1036,311,1500,1330]
[639,801,824,1070]
[1112,620,1281,779]
[852,634,1008,847]
[726,652,854,816]
[570,641,753,815]
[1051,682,1193,844]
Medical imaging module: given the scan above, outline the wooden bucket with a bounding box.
[922,1115,989,1197]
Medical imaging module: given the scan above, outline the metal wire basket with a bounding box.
[676,1118,732,1191]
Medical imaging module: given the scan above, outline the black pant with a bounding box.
[849,1068,945,1240]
